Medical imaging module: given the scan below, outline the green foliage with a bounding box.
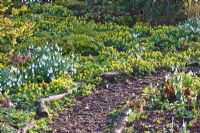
[180,19,200,35]
[54,0,86,9]
[0,108,34,128]
[127,111,141,124]
[63,0,198,26]
[27,3,72,17]
[128,0,187,25]
[146,72,200,118]
[59,34,103,55]
[0,1,199,132]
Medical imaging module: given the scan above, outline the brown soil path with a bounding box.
[49,71,167,133]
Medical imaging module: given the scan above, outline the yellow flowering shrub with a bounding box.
[0,0,33,48]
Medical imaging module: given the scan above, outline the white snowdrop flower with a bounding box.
[17,78,21,85]
[60,47,62,52]
[55,44,59,50]
[182,121,186,129]
[41,61,45,66]
[47,71,49,77]
[28,51,32,56]
[31,64,35,68]
[23,69,27,73]
[72,54,75,59]
[25,74,28,79]
[73,69,77,74]
[32,69,35,75]
[10,66,18,73]
[51,75,55,80]
[46,47,50,52]
[7,81,12,87]
[42,54,48,60]
[54,63,59,67]
[54,52,58,56]
[37,47,42,51]
[62,60,65,63]
[10,77,13,81]
[133,33,139,38]
[17,69,20,74]
[12,78,17,82]
[57,47,60,52]
[48,68,53,74]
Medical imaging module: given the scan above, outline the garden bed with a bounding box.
[109,67,200,133]
[0,1,200,132]
[49,71,166,132]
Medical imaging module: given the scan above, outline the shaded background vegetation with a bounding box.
[13,0,200,26]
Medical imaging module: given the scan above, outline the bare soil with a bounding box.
[49,71,166,133]
[49,67,199,133]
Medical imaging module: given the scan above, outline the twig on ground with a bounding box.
[36,83,83,117]
[97,71,125,79]
[112,107,132,133]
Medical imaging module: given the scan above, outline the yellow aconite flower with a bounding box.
[0,63,4,68]
[1,6,8,12]
[20,5,27,12]
[50,77,73,89]
[11,38,17,45]
[12,8,20,15]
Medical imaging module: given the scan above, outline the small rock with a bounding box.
[58,127,68,133]
[85,104,90,110]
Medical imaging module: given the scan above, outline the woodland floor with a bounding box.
[49,67,199,133]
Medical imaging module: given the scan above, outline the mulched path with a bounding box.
[49,67,199,133]
[49,70,167,133]
[128,109,200,132]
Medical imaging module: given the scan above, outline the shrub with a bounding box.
[27,3,72,17]
[58,34,103,55]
